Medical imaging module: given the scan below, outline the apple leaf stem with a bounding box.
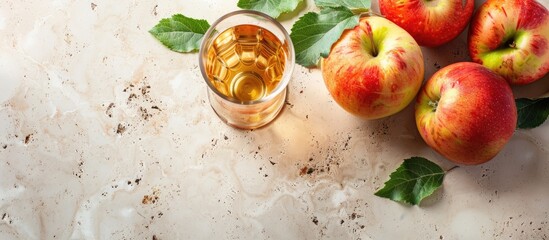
[351,8,370,15]
[360,9,381,17]
[445,165,459,173]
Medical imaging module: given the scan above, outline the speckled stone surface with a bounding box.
[1,0,549,239]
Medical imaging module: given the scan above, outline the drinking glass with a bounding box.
[199,10,295,129]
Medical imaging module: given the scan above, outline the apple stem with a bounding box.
[445,165,459,173]
[360,23,378,57]
[368,34,378,57]
[502,36,517,49]
[428,100,438,112]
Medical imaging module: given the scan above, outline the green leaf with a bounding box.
[314,0,371,10]
[375,157,445,205]
[237,0,303,19]
[290,6,359,67]
[516,97,549,129]
[149,14,210,53]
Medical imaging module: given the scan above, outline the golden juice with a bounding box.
[206,24,286,102]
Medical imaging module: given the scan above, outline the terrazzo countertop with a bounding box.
[1,0,549,239]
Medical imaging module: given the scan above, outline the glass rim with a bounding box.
[198,10,295,105]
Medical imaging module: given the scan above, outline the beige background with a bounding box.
[1,0,548,239]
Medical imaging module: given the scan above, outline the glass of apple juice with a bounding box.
[199,10,295,129]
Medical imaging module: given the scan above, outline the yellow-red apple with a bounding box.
[322,16,424,119]
[379,0,474,47]
[415,62,517,165]
[468,0,549,85]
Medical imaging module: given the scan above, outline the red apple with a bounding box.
[379,0,474,47]
[468,0,549,85]
[415,62,517,165]
[322,16,424,119]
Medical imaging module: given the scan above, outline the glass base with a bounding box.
[207,88,287,130]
